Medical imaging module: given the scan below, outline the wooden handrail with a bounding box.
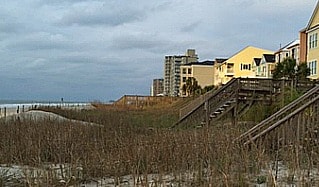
[235,85,319,144]
[178,78,238,121]
[244,94,319,145]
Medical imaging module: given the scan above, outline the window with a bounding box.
[308,60,317,76]
[182,77,187,83]
[291,48,295,59]
[309,33,318,49]
[241,63,251,70]
[188,68,192,74]
[182,68,186,74]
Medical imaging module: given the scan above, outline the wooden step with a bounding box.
[210,114,216,118]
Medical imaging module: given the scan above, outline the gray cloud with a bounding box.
[180,21,202,33]
[58,2,146,27]
[0,12,26,34]
[111,34,166,50]
[0,0,316,101]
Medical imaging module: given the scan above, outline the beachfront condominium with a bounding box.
[180,60,215,97]
[151,78,164,96]
[164,49,198,96]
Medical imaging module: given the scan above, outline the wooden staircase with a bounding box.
[234,84,319,146]
[172,78,317,129]
[171,78,239,128]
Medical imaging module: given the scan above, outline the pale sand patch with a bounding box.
[0,107,20,118]
[1,110,102,127]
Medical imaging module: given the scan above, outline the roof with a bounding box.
[215,58,228,64]
[224,46,273,64]
[263,54,275,63]
[253,58,261,66]
[306,1,319,30]
[183,60,215,66]
[275,39,300,53]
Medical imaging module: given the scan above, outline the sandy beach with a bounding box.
[0,107,19,118]
[0,102,93,118]
[0,110,102,127]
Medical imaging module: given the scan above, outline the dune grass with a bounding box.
[0,95,318,186]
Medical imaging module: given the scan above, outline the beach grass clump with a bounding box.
[0,108,257,185]
[0,97,318,185]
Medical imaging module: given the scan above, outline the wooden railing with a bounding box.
[174,78,239,127]
[206,79,239,118]
[239,78,274,91]
[247,95,319,148]
[174,78,317,128]
[235,85,319,145]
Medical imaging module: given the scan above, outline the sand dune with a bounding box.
[1,110,102,127]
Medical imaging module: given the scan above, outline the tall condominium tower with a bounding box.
[164,49,198,96]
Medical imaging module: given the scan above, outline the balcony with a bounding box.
[225,63,234,76]
[225,69,234,76]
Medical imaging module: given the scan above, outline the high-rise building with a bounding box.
[164,49,198,96]
[151,79,164,96]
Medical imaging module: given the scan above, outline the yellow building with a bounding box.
[180,61,214,97]
[254,54,276,78]
[215,46,273,85]
[305,1,319,79]
[213,58,228,86]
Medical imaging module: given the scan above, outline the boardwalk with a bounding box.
[173,78,316,128]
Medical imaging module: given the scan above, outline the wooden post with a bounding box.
[281,79,285,107]
[232,79,239,126]
[270,79,273,105]
[204,101,209,127]
[135,95,138,108]
[296,113,301,170]
[232,107,237,126]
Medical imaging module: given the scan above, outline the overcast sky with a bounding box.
[0,0,317,102]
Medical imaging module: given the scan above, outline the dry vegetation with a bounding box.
[0,97,318,186]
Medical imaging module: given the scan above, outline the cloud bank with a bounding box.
[0,0,316,101]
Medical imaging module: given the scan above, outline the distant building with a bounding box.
[164,49,198,96]
[180,60,215,97]
[255,54,276,78]
[274,39,300,64]
[213,58,228,86]
[215,46,273,85]
[151,79,164,96]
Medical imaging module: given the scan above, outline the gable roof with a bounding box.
[215,58,228,64]
[275,39,300,53]
[306,1,319,30]
[183,60,215,66]
[224,46,273,64]
[263,54,275,63]
[253,58,261,66]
